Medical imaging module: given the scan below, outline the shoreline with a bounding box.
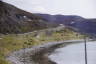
[6,40,90,64]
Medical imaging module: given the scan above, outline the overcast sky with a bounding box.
[4,0,96,18]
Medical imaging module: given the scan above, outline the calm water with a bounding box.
[49,41,96,64]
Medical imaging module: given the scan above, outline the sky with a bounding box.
[4,0,96,18]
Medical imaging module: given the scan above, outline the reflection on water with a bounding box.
[49,41,96,64]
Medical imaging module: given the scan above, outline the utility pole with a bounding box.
[84,36,88,64]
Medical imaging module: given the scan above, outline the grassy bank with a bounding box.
[0,28,83,64]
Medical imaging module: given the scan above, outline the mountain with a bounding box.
[0,1,49,34]
[69,19,96,36]
[1,1,96,36]
[35,13,84,24]
[35,13,96,36]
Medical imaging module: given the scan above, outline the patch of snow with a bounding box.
[70,21,75,24]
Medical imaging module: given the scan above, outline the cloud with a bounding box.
[32,6,47,13]
[3,0,96,18]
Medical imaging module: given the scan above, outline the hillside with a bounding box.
[0,1,49,34]
[35,13,96,36]
[1,0,96,35]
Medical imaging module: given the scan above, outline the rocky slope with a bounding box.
[0,1,49,34]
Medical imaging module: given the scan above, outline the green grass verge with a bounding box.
[0,28,84,64]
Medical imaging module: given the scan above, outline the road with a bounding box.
[6,39,92,64]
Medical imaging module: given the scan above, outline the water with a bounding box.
[49,41,96,64]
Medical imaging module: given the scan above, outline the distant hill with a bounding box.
[0,1,49,34]
[35,13,96,36]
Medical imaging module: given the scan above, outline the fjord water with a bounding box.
[49,41,96,64]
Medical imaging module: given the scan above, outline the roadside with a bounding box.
[6,40,87,64]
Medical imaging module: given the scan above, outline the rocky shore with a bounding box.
[7,40,85,64]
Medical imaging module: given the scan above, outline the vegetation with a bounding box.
[0,28,84,64]
[0,1,85,64]
[0,1,48,34]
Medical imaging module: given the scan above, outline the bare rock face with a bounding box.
[0,1,48,34]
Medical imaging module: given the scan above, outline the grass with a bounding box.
[0,28,84,64]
